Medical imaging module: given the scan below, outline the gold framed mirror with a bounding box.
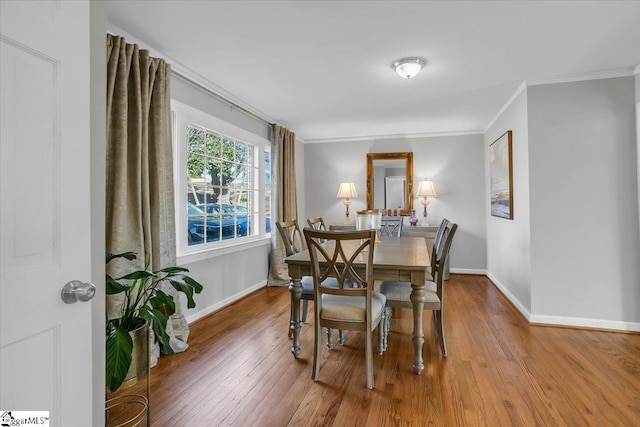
[366,152,413,215]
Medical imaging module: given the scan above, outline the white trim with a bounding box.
[486,272,532,321]
[449,268,487,275]
[177,238,270,265]
[487,273,640,332]
[304,129,483,144]
[483,81,527,134]
[634,64,640,75]
[184,280,268,324]
[527,68,635,86]
[530,314,640,333]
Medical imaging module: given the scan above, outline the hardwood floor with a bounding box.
[107,274,640,426]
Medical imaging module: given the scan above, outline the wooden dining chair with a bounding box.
[303,228,386,389]
[379,221,458,356]
[379,215,403,238]
[276,219,344,346]
[306,217,327,232]
[426,218,451,281]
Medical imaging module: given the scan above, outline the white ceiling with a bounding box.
[106,1,640,142]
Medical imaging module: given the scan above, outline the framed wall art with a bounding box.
[489,130,513,219]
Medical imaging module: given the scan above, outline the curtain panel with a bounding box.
[268,125,298,286]
[106,34,190,363]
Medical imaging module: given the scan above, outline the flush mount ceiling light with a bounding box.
[392,57,426,79]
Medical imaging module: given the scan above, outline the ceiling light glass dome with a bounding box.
[392,57,426,79]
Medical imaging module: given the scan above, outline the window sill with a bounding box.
[177,236,271,265]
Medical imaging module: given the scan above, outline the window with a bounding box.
[172,101,271,257]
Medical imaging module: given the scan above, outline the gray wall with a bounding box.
[303,134,487,271]
[171,76,270,140]
[527,77,640,325]
[485,76,640,329]
[484,89,533,314]
[179,242,270,323]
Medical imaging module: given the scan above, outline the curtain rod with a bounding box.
[172,70,274,126]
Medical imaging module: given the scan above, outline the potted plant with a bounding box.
[105,251,203,392]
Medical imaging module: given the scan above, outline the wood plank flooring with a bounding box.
[107,274,640,426]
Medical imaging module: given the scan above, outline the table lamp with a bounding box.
[336,183,357,221]
[416,180,436,223]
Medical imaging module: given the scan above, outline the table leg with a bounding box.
[289,275,303,358]
[410,272,426,374]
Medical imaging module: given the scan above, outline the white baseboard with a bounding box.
[530,314,640,332]
[185,279,267,324]
[486,272,640,332]
[486,272,532,321]
[450,268,487,275]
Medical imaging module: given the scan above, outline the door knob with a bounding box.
[61,280,96,304]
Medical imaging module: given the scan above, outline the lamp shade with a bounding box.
[336,182,358,198]
[416,180,436,197]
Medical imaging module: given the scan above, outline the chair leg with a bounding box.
[338,329,344,345]
[326,328,334,349]
[365,330,374,389]
[313,321,322,381]
[383,307,392,350]
[288,299,297,339]
[301,299,309,323]
[377,316,385,355]
[435,310,447,356]
[431,310,438,340]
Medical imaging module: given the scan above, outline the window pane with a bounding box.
[236,140,249,165]
[234,163,250,188]
[222,137,234,162]
[188,127,205,155]
[206,131,221,158]
[187,201,206,245]
[264,148,271,234]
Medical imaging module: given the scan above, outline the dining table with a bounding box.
[284,235,430,374]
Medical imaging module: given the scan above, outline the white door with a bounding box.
[1,1,94,426]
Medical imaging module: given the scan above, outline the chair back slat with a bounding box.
[307,217,328,243]
[431,218,451,273]
[380,216,403,238]
[433,222,458,295]
[276,219,305,256]
[306,217,327,231]
[304,229,375,291]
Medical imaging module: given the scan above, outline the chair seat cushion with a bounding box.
[320,291,386,322]
[378,280,439,304]
[300,276,315,295]
[300,277,352,296]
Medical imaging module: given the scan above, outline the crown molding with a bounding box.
[483,81,527,134]
[527,68,635,86]
[304,129,483,144]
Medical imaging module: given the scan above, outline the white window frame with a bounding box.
[172,100,271,263]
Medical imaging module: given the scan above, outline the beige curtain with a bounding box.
[267,125,298,286]
[106,34,189,364]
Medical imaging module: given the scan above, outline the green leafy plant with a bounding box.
[105,251,203,392]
